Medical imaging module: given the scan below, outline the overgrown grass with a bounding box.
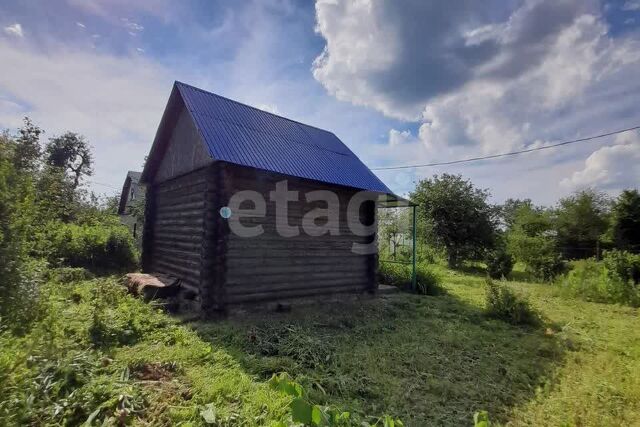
[558,251,640,307]
[378,262,443,295]
[0,278,291,425]
[485,279,540,326]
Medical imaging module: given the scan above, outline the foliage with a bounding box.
[0,140,43,333]
[269,373,403,426]
[378,262,442,295]
[47,266,95,283]
[603,249,640,286]
[40,222,138,274]
[560,251,640,307]
[485,247,514,279]
[611,189,640,252]
[500,198,533,230]
[485,279,539,326]
[45,132,93,189]
[12,117,43,173]
[564,251,640,306]
[555,189,610,259]
[410,174,498,268]
[474,410,491,427]
[507,204,564,281]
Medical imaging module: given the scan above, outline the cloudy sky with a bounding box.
[1,0,639,205]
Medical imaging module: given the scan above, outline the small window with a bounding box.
[133,222,137,239]
[130,188,135,201]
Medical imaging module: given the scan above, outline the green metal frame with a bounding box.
[412,205,417,291]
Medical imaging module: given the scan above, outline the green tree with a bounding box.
[13,117,43,173]
[411,174,497,268]
[45,132,93,189]
[611,189,640,252]
[556,189,610,259]
[0,132,40,328]
[507,204,563,280]
[500,198,533,230]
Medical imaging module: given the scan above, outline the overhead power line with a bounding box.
[371,125,640,171]
[87,180,119,190]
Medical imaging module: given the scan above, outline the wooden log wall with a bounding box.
[200,163,229,315]
[224,165,377,304]
[145,168,208,304]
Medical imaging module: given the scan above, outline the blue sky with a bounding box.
[1,0,639,205]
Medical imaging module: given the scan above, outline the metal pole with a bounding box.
[412,205,417,291]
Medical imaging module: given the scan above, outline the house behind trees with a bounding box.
[118,170,143,242]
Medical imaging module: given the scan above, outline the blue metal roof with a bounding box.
[174,81,394,195]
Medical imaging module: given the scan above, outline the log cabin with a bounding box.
[140,81,404,315]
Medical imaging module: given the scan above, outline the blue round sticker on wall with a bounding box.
[219,206,232,219]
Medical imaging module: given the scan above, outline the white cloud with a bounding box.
[388,129,415,147]
[623,0,640,11]
[121,18,144,34]
[4,23,23,38]
[76,22,86,29]
[561,132,640,191]
[313,0,640,200]
[0,38,172,191]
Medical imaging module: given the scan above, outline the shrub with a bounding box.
[378,262,442,295]
[41,222,138,274]
[559,251,640,306]
[485,279,539,326]
[602,250,640,287]
[378,262,410,288]
[525,252,565,282]
[485,248,514,279]
[0,258,47,334]
[47,267,94,283]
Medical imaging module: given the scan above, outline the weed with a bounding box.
[485,279,540,326]
[379,262,443,295]
[559,251,640,306]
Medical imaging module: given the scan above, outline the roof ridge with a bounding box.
[174,80,335,136]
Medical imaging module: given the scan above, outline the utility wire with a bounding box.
[371,125,640,171]
[87,180,119,190]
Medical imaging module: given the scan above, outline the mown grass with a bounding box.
[2,266,639,426]
[195,264,640,426]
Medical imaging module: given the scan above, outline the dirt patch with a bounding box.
[131,362,177,382]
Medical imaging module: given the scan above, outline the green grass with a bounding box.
[0,278,291,426]
[2,266,640,426]
[194,264,640,426]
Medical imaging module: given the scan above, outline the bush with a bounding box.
[528,254,566,282]
[485,249,514,279]
[0,258,47,334]
[47,267,94,283]
[485,279,539,326]
[41,222,138,274]
[559,251,640,306]
[378,262,442,295]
